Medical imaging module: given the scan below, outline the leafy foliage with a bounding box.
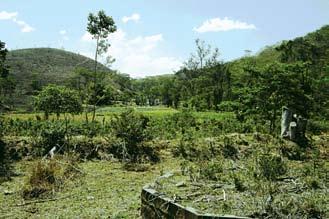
[0,41,15,109]
[87,10,117,122]
[5,48,111,109]
[34,84,82,119]
[111,108,158,162]
[257,154,287,180]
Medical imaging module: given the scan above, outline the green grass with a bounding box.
[5,106,232,122]
[1,107,328,218]
[156,134,329,217]
[97,106,179,118]
[1,134,328,218]
[0,157,181,218]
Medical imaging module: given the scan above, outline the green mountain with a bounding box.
[5,48,111,109]
[7,48,110,91]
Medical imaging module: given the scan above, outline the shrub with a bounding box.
[111,108,158,163]
[0,116,12,182]
[233,175,247,192]
[0,139,10,181]
[307,120,329,135]
[23,156,80,199]
[280,143,308,160]
[81,121,104,137]
[217,101,241,112]
[171,109,197,135]
[198,159,223,181]
[70,136,113,160]
[257,154,287,180]
[172,133,217,161]
[35,121,67,156]
[222,136,239,160]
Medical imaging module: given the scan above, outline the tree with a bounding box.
[87,10,117,122]
[34,84,82,119]
[184,39,220,70]
[236,62,312,133]
[0,41,15,108]
[0,41,9,79]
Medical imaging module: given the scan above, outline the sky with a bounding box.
[0,0,329,78]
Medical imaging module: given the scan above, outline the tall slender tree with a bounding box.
[87,10,116,122]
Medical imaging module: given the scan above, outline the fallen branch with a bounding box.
[186,191,202,199]
[13,195,72,207]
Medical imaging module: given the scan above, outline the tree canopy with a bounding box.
[34,84,82,119]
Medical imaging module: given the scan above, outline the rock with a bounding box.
[4,190,14,195]
[175,181,186,187]
[87,195,94,200]
[158,172,174,179]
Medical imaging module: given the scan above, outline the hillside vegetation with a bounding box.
[5,48,127,109]
[0,22,328,218]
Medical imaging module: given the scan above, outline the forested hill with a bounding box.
[6,48,109,92]
[2,25,329,119]
[134,25,329,125]
[4,48,134,109]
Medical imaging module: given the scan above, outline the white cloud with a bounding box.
[194,17,256,33]
[81,32,94,42]
[79,29,182,78]
[0,11,35,33]
[145,34,163,42]
[0,11,17,20]
[59,30,69,41]
[122,13,140,23]
[12,18,35,32]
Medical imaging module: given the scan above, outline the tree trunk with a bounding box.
[281,106,292,138]
[92,36,99,123]
[289,121,297,141]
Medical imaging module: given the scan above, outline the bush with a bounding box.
[80,121,104,137]
[40,122,66,150]
[280,143,308,160]
[111,108,158,163]
[23,156,80,199]
[218,101,241,112]
[222,136,239,160]
[0,139,10,181]
[27,121,68,157]
[172,133,219,161]
[171,109,197,135]
[307,120,329,135]
[70,136,113,160]
[257,154,287,180]
[0,116,12,182]
[198,159,223,181]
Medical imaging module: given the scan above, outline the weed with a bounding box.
[233,175,247,192]
[257,154,287,181]
[111,109,159,163]
[22,156,80,199]
[0,139,12,182]
[198,159,223,181]
[222,136,239,160]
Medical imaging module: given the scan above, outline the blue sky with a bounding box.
[1,0,328,77]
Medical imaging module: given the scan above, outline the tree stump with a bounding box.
[281,106,292,138]
[281,106,307,143]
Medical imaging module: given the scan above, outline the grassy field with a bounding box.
[0,155,181,219]
[1,107,328,218]
[4,106,234,122]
